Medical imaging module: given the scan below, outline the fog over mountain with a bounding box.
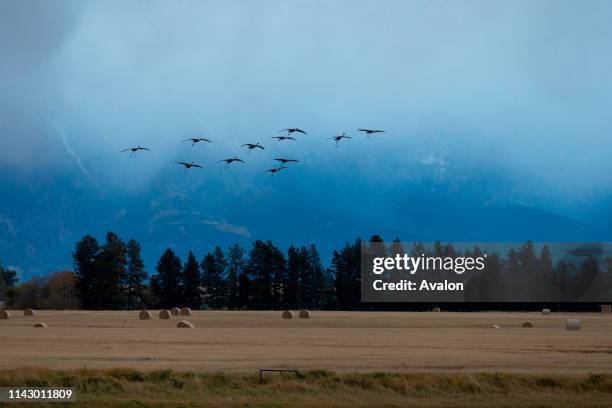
[2,1,612,279]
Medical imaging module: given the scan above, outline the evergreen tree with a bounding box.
[552,259,578,301]
[443,242,458,258]
[384,238,406,298]
[182,251,201,309]
[0,270,5,303]
[369,235,385,243]
[538,245,554,301]
[269,242,287,308]
[432,240,444,257]
[0,264,18,288]
[245,240,286,309]
[212,246,228,308]
[332,238,362,310]
[152,248,183,308]
[300,246,314,309]
[472,252,504,302]
[367,235,387,266]
[226,244,245,310]
[201,246,227,309]
[306,244,327,309]
[285,246,302,309]
[245,240,271,308]
[606,257,612,301]
[364,235,389,295]
[91,232,127,310]
[125,239,147,309]
[72,235,100,310]
[576,256,600,297]
[411,242,427,257]
[516,241,538,300]
[201,253,216,307]
[0,262,17,303]
[150,275,161,306]
[539,246,553,280]
[388,238,404,257]
[503,248,521,300]
[285,244,326,309]
[237,271,251,309]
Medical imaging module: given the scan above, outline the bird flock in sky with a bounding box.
[121,128,386,175]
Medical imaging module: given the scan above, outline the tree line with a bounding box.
[0,263,18,304]
[71,232,336,310]
[365,240,612,304]
[2,234,611,310]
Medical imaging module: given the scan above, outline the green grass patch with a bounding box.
[0,368,610,407]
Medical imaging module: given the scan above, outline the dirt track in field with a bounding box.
[0,310,610,373]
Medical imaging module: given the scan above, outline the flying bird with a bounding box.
[219,156,245,168]
[358,129,385,138]
[242,143,265,153]
[280,128,307,135]
[175,161,203,174]
[121,146,150,158]
[270,136,296,141]
[328,133,351,147]
[274,158,300,164]
[183,137,212,146]
[264,166,288,175]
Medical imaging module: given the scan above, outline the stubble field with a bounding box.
[1,310,610,373]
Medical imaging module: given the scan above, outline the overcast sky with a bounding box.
[3,1,611,189]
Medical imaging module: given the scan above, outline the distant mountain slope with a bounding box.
[0,163,603,280]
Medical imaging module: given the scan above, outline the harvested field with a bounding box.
[0,311,611,373]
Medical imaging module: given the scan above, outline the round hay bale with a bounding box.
[0,310,9,320]
[491,324,501,329]
[177,320,194,328]
[171,307,181,316]
[601,304,611,314]
[179,307,192,316]
[24,308,35,316]
[299,310,311,319]
[159,310,171,319]
[432,307,441,312]
[138,310,152,320]
[522,321,534,328]
[566,319,581,331]
[542,308,551,315]
[282,310,294,319]
[33,322,47,328]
